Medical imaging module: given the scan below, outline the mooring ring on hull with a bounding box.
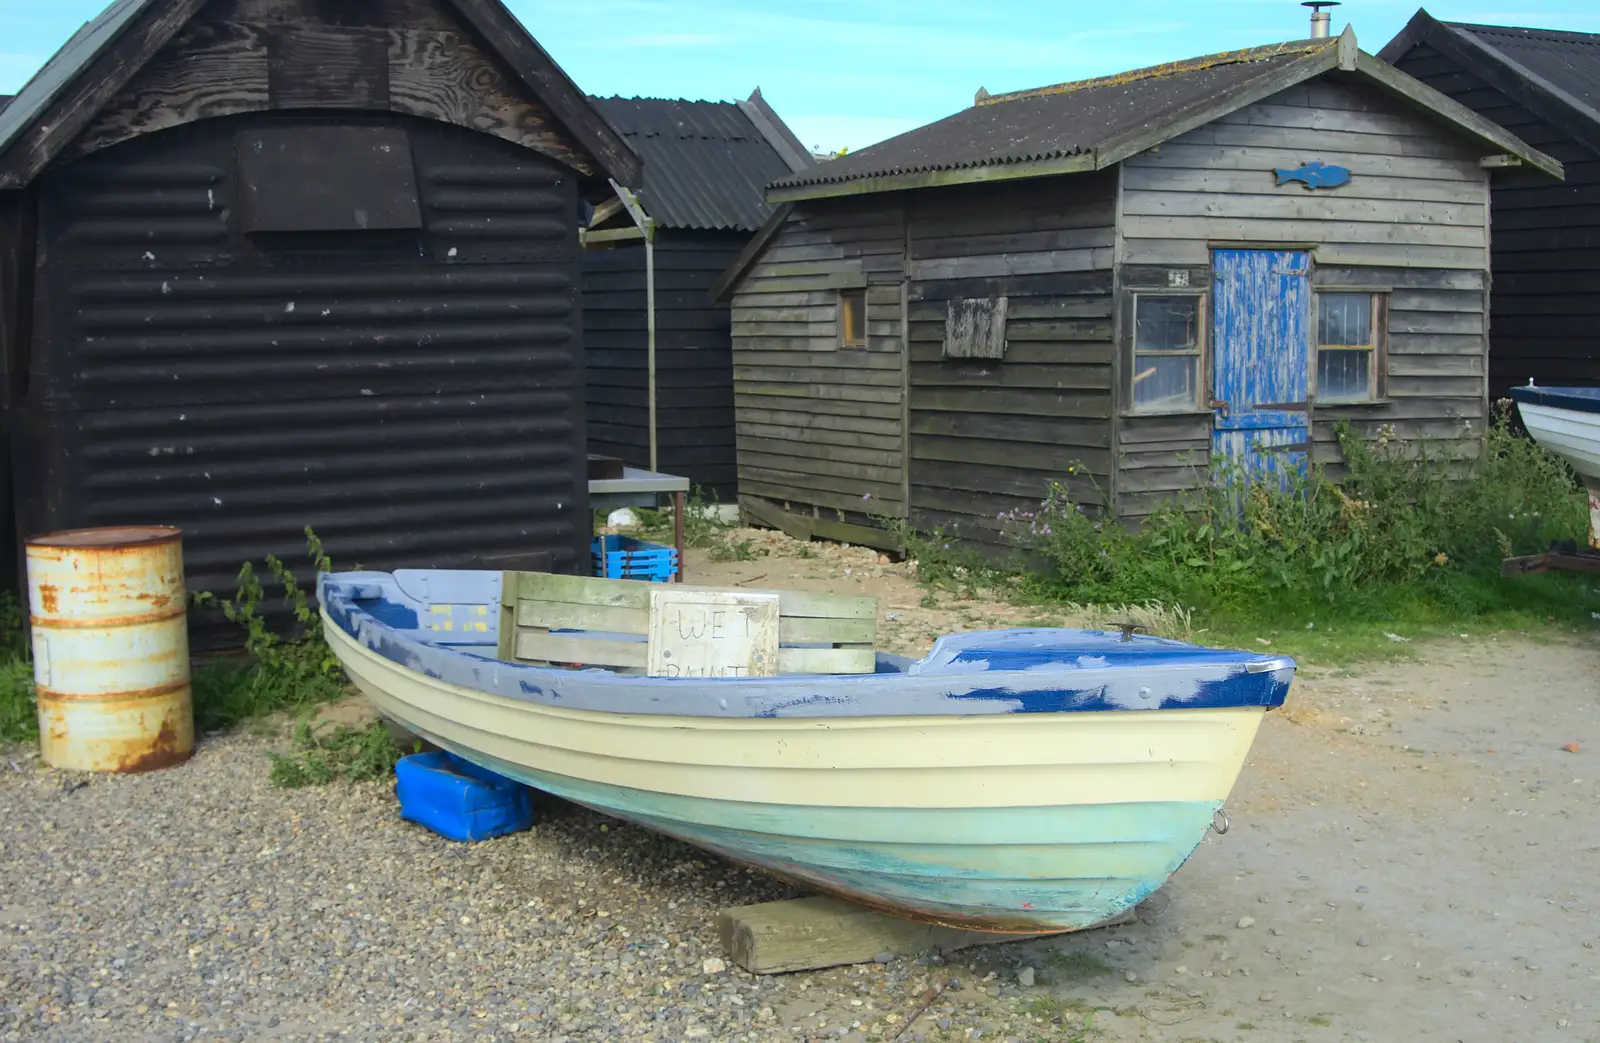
[1212,808,1230,835]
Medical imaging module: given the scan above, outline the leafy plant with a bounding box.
[268,716,403,788]
[903,413,1596,651]
[0,593,35,745]
[190,527,348,733]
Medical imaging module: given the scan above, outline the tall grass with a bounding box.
[906,413,1598,652]
[0,593,35,745]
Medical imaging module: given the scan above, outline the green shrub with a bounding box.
[0,591,35,745]
[267,716,405,788]
[914,413,1594,635]
[190,527,348,733]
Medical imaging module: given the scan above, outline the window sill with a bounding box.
[1122,408,1215,419]
[1315,398,1392,408]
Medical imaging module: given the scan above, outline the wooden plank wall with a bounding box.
[905,172,1117,545]
[584,232,743,499]
[1390,43,1600,396]
[730,195,908,521]
[67,0,594,174]
[1113,76,1493,517]
[1119,79,1489,270]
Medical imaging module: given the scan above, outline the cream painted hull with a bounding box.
[326,614,1267,932]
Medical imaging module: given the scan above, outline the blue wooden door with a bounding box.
[1211,249,1311,483]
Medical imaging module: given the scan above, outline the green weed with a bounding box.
[268,716,404,788]
[709,538,758,563]
[631,486,735,549]
[906,414,1598,654]
[190,527,348,733]
[0,593,35,745]
[1045,950,1115,981]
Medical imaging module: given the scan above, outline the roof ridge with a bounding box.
[1448,21,1600,46]
[980,38,1333,107]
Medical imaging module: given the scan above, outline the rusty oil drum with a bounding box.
[26,526,194,772]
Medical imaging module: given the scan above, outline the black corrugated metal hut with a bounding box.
[580,91,811,500]
[716,27,1562,549]
[0,0,640,616]
[1381,11,1600,396]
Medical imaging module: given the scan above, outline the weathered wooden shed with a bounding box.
[0,0,639,612]
[580,91,811,500]
[717,27,1560,549]
[1381,12,1600,396]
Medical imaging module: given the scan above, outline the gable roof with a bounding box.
[769,27,1561,203]
[0,0,640,191]
[589,91,811,232]
[1379,10,1600,156]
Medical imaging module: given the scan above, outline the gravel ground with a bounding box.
[4,541,1599,1043]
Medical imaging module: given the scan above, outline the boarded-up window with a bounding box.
[943,297,1008,359]
[838,289,867,348]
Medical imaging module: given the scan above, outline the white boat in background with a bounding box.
[1508,385,1600,547]
[1510,385,1600,480]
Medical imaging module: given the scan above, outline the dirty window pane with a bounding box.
[1318,293,1371,346]
[1133,355,1198,411]
[1317,349,1371,402]
[839,289,866,348]
[1135,296,1199,353]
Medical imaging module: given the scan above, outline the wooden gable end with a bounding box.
[64,0,596,175]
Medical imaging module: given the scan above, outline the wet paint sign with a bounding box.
[648,590,780,678]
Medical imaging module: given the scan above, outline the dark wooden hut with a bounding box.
[580,91,811,500]
[1380,12,1600,397]
[0,0,639,614]
[716,27,1561,549]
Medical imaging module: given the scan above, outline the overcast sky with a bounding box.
[5,1,1598,153]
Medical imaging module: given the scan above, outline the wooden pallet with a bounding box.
[716,896,1138,974]
[496,571,878,675]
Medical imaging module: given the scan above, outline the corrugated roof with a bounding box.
[772,40,1330,191]
[0,0,153,161]
[1447,21,1600,124]
[589,96,800,232]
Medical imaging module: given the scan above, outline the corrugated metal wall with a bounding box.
[12,114,590,641]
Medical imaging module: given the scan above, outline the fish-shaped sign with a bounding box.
[1273,161,1352,190]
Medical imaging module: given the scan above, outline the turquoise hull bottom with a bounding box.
[427,738,1220,934]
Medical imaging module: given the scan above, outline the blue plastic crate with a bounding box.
[394,751,534,843]
[592,534,679,582]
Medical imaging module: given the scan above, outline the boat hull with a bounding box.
[1517,401,1600,481]
[326,612,1263,934]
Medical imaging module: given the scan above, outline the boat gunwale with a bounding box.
[319,571,1294,720]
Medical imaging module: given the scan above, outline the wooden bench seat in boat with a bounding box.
[496,571,878,675]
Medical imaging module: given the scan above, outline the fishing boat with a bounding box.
[1508,384,1600,548]
[319,568,1294,934]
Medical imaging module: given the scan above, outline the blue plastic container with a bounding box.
[592,534,679,581]
[394,751,535,842]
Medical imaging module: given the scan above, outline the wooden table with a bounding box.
[589,467,691,582]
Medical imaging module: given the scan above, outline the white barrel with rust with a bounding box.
[27,526,194,772]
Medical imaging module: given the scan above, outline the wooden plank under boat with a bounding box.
[319,569,1295,934]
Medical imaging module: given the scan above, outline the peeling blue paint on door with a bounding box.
[1211,249,1310,484]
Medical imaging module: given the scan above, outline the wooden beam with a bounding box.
[1479,155,1523,169]
[0,0,208,189]
[708,203,792,303]
[445,0,641,186]
[1352,52,1563,180]
[589,197,624,226]
[1095,46,1339,170]
[579,225,645,246]
[765,152,1096,204]
[717,896,1137,974]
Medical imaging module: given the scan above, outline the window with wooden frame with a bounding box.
[838,289,867,349]
[1131,293,1205,413]
[1315,292,1385,403]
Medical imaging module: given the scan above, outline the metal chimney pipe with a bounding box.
[1303,0,1341,39]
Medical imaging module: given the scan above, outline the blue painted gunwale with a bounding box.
[319,570,1295,720]
[1509,385,1600,416]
